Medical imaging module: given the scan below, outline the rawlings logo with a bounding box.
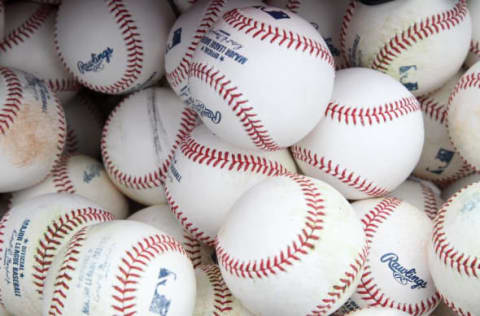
[191,99,221,124]
[77,47,114,74]
[381,253,427,289]
[25,74,50,112]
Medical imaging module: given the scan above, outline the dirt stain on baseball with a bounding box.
[0,102,57,167]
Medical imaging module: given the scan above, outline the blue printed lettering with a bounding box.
[77,47,114,74]
[381,253,427,289]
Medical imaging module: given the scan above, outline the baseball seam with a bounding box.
[166,0,225,88]
[53,93,67,170]
[32,208,115,296]
[202,264,235,315]
[48,227,88,316]
[419,181,440,220]
[0,67,23,135]
[51,155,76,194]
[183,233,204,268]
[223,8,334,66]
[290,146,389,197]
[442,296,472,316]
[339,0,356,66]
[469,40,480,59]
[54,0,144,94]
[111,234,186,315]
[189,62,280,151]
[324,96,420,126]
[357,197,441,316]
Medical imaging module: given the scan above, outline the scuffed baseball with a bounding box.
[441,172,480,200]
[292,68,424,200]
[165,0,262,101]
[428,182,480,316]
[55,0,175,94]
[64,93,104,158]
[0,67,66,192]
[194,264,252,315]
[101,87,197,205]
[386,178,443,220]
[345,307,411,316]
[466,0,480,67]
[9,154,129,219]
[216,173,367,315]
[267,0,350,69]
[447,61,480,171]
[341,0,471,96]
[43,220,196,316]
[0,193,114,316]
[0,2,80,104]
[128,205,214,268]
[165,124,297,246]
[349,197,439,315]
[189,5,335,151]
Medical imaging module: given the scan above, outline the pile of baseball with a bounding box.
[0,0,479,315]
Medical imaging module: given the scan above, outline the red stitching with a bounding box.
[324,96,420,126]
[357,197,441,315]
[54,0,144,94]
[290,146,389,197]
[189,62,280,151]
[417,95,448,125]
[166,0,225,88]
[51,155,75,194]
[48,227,88,316]
[32,208,114,297]
[286,0,302,13]
[200,264,235,315]
[0,5,53,53]
[419,181,440,221]
[111,234,186,315]
[431,183,480,279]
[223,9,334,66]
[101,94,197,190]
[442,296,473,316]
[47,78,81,94]
[371,0,468,72]
[469,40,480,59]
[339,0,356,66]
[0,67,23,135]
[183,233,203,268]
[53,93,67,169]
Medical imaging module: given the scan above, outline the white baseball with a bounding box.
[174,0,200,13]
[101,87,197,205]
[43,220,196,316]
[430,302,457,316]
[447,61,480,171]
[165,124,296,246]
[442,172,480,200]
[427,182,480,316]
[266,0,350,69]
[9,154,129,219]
[216,173,367,315]
[341,0,471,96]
[189,5,335,151]
[292,68,424,200]
[194,264,252,315]
[350,197,439,315]
[386,178,443,221]
[345,307,411,316]
[0,193,114,316]
[166,0,262,101]
[414,70,473,185]
[55,0,175,94]
[64,94,104,158]
[0,2,80,104]
[128,205,214,268]
[466,0,480,67]
[0,67,66,193]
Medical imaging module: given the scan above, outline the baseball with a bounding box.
[173,0,200,13]
[430,302,457,316]
[341,0,471,96]
[43,220,196,316]
[189,5,335,151]
[165,124,297,246]
[442,172,480,200]
[0,67,66,193]
[466,0,480,67]
[101,87,197,205]
[216,173,367,315]
[428,182,480,316]
[266,0,351,69]
[0,0,4,39]
[55,0,175,94]
[350,197,439,315]
[447,61,480,171]
[345,307,411,316]
[165,0,262,101]
[128,205,214,268]
[194,264,252,315]
[0,2,80,104]
[0,193,114,316]
[63,93,104,158]
[415,70,473,185]
[292,68,424,200]
[386,178,443,221]
[9,154,129,219]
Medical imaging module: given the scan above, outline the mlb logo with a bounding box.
[149,268,177,316]
[171,28,182,48]
[254,6,290,20]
